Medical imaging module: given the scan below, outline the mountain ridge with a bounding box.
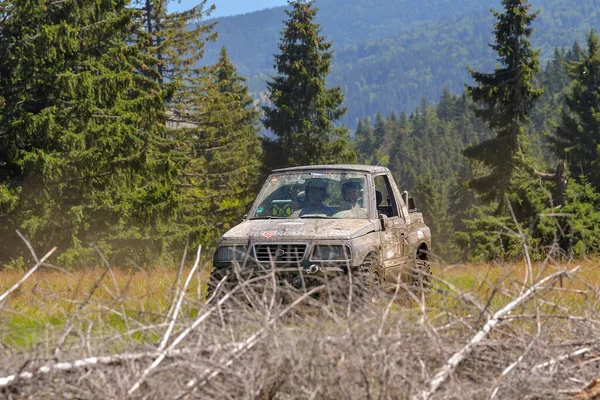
[201,0,600,128]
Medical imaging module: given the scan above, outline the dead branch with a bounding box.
[159,245,202,352]
[490,311,542,399]
[418,265,581,400]
[531,347,592,371]
[0,247,57,305]
[0,346,234,388]
[127,273,273,395]
[184,284,327,396]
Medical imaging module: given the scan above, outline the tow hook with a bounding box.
[306,264,320,275]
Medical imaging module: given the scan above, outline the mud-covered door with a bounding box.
[373,175,407,284]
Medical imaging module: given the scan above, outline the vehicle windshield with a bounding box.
[250,171,370,219]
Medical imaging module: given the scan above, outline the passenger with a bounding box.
[297,179,335,216]
[340,180,363,210]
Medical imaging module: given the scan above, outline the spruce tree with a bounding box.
[262,0,355,170]
[373,112,386,147]
[136,1,261,247]
[0,0,176,264]
[464,0,542,213]
[550,30,600,192]
[354,117,375,163]
[179,48,262,245]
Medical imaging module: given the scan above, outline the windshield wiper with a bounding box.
[299,214,330,219]
[249,216,286,220]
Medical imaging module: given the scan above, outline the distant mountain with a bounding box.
[201,0,600,128]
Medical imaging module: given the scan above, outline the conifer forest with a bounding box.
[0,0,599,266]
[3,1,600,398]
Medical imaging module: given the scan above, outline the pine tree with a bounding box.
[354,117,376,163]
[550,30,600,192]
[262,0,355,170]
[387,112,411,177]
[464,0,543,213]
[373,112,386,147]
[136,1,263,248]
[0,0,176,264]
[179,48,262,245]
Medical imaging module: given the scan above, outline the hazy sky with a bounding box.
[168,0,288,18]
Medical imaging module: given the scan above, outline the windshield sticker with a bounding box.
[256,207,264,214]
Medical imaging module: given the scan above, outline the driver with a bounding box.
[297,179,335,216]
[340,180,363,210]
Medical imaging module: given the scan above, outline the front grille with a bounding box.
[253,244,307,263]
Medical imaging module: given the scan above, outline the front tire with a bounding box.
[356,254,383,305]
[410,249,432,292]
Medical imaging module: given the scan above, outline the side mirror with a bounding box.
[408,197,416,211]
[378,213,391,230]
[241,214,247,221]
[402,190,409,205]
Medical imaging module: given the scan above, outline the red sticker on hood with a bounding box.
[263,231,276,238]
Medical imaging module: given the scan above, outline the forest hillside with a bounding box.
[203,0,600,127]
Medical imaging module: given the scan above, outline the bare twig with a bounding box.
[532,347,592,371]
[489,310,542,399]
[0,247,57,305]
[187,284,327,395]
[158,245,202,352]
[418,265,580,400]
[166,236,190,320]
[128,273,273,395]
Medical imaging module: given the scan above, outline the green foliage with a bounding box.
[0,0,178,264]
[464,0,543,212]
[262,0,355,170]
[134,1,263,251]
[353,39,600,261]
[202,0,600,130]
[549,30,600,192]
[412,174,454,261]
[353,117,376,164]
[455,209,517,262]
[177,48,262,246]
[538,180,600,258]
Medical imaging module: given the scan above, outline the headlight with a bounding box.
[215,245,247,262]
[310,245,351,261]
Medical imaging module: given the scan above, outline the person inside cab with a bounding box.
[297,179,335,216]
[340,180,363,210]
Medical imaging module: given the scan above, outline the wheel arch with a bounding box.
[416,242,430,260]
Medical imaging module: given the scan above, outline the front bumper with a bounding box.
[210,262,349,292]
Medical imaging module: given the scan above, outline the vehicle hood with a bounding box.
[222,219,377,241]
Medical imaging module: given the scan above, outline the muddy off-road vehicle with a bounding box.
[211,164,432,300]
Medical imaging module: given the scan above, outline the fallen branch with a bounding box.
[418,265,580,400]
[127,273,274,395]
[531,347,592,371]
[182,284,327,396]
[0,352,169,387]
[158,244,201,352]
[490,311,542,399]
[0,345,239,388]
[0,247,57,305]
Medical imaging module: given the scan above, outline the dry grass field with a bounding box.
[1,247,600,399]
